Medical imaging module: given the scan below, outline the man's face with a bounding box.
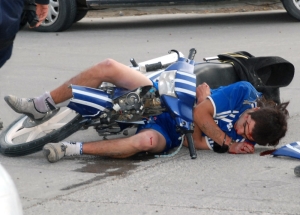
[234,111,256,142]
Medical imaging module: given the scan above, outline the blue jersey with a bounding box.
[204,81,262,149]
[137,81,261,152]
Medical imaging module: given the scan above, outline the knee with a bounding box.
[95,58,116,71]
[89,58,117,78]
[132,130,161,152]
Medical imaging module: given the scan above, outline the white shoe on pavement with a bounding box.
[43,143,66,163]
[43,141,82,163]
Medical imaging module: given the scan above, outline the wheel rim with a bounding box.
[5,108,76,145]
[293,0,300,10]
[41,0,59,26]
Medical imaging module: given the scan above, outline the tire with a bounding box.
[34,0,77,32]
[295,165,300,177]
[73,10,88,23]
[282,0,300,20]
[0,108,83,156]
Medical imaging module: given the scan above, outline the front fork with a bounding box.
[176,118,197,159]
[184,131,197,159]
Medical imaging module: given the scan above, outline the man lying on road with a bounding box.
[4,58,289,162]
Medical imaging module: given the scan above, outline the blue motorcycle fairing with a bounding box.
[161,95,193,125]
[146,70,164,82]
[165,57,195,74]
[68,85,113,117]
[157,56,196,131]
[174,71,196,107]
[272,142,300,160]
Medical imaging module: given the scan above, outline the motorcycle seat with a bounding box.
[194,62,239,89]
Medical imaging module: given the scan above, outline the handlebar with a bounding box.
[145,62,163,72]
[188,48,197,61]
[130,58,138,67]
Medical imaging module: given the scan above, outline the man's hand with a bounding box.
[35,4,49,27]
[196,82,211,105]
[228,142,255,154]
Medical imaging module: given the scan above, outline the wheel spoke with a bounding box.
[50,1,59,8]
[40,123,66,130]
[5,108,76,143]
[2,106,80,157]
[11,127,35,139]
[26,126,43,142]
[47,109,73,124]
[50,6,58,15]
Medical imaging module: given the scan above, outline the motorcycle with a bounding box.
[0,49,294,159]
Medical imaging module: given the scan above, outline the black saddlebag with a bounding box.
[194,51,294,104]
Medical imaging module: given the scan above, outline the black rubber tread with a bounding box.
[294,165,300,177]
[281,0,300,21]
[73,10,88,23]
[34,0,77,32]
[0,114,83,156]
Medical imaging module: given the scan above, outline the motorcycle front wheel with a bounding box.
[0,108,83,156]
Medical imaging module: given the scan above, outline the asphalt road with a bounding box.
[1,10,300,215]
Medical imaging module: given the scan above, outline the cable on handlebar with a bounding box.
[154,135,184,158]
[168,49,180,61]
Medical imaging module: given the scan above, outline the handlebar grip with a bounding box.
[188,48,197,61]
[130,58,138,67]
[186,132,197,159]
[145,62,163,72]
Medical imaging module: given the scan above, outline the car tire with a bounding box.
[34,0,77,32]
[295,165,300,177]
[281,0,300,20]
[74,10,88,23]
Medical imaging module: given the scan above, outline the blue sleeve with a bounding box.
[208,81,261,117]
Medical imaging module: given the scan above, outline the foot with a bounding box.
[43,143,66,163]
[4,95,46,120]
[43,142,82,163]
[295,165,300,177]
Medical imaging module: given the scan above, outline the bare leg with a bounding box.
[50,59,153,104]
[82,129,166,158]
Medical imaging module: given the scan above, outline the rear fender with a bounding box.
[68,85,113,117]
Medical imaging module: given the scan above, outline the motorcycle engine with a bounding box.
[119,92,142,111]
[112,86,164,121]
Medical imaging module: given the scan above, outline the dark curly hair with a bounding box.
[249,98,289,146]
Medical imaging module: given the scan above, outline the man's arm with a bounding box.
[194,99,231,146]
[194,98,255,154]
[193,83,230,149]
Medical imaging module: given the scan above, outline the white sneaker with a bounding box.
[43,143,66,163]
[4,95,46,120]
